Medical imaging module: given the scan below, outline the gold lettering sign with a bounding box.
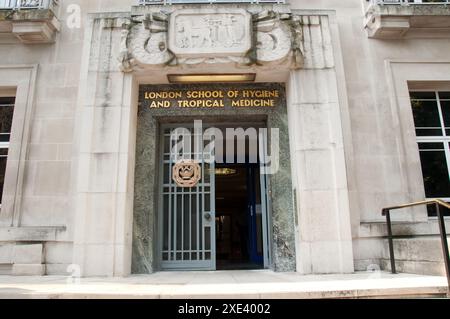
[173,160,202,188]
[142,87,282,110]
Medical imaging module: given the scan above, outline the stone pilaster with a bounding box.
[287,13,354,274]
[72,14,136,277]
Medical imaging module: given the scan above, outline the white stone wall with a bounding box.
[0,0,449,276]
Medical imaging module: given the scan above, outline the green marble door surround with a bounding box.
[132,83,296,273]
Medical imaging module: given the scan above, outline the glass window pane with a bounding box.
[409,91,436,100]
[191,197,197,250]
[438,92,450,100]
[0,97,13,204]
[416,129,443,137]
[0,155,7,203]
[441,100,450,129]
[0,97,15,142]
[419,146,450,198]
[0,97,15,105]
[163,135,170,154]
[411,99,442,136]
[427,204,450,217]
[205,227,211,251]
[183,195,190,251]
[163,195,169,251]
[418,143,444,150]
[163,163,170,184]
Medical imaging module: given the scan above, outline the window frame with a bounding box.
[0,65,37,228]
[0,96,15,207]
[412,90,450,217]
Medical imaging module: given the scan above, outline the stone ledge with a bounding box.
[0,227,66,242]
[359,220,450,238]
[46,264,70,276]
[0,264,12,275]
[12,244,43,264]
[365,4,450,39]
[0,9,60,44]
[381,259,446,277]
[11,264,45,276]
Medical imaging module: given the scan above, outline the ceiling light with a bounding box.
[215,168,238,176]
[168,74,256,84]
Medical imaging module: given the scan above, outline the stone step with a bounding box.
[0,272,448,299]
[387,237,449,262]
[381,237,449,276]
[381,259,446,277]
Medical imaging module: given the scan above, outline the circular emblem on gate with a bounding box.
[173,159,202,188]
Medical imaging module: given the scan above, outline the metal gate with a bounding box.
[158,124,216,270]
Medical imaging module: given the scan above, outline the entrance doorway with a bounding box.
[215,164,264,270]
[158,122,271,271]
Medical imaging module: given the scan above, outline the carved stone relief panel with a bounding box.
[117,7,335,72]
[169,9,252,58]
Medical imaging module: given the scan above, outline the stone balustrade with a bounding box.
[365,0,450,38]
[0,0,56,10]
[0,0,59,44]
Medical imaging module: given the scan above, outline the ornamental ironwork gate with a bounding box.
[158,125,216,270]
[158,123,273,270]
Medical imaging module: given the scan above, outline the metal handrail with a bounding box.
[382,199,450,291]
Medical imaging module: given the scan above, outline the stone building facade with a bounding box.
[0,0,449,277]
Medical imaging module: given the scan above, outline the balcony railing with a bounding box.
[365,0,450,38]
[0,0,59,43]
[370,0,450,4]
[137,0,285,5]
[0,0,55,10]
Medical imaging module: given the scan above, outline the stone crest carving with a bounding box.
[118,8,304,71]
[173,160,202,188]
[169,9,251,57]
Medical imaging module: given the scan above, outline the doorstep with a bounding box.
[0,271,448,299]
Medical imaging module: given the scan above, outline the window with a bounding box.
[0,97,14,205]
[410,91,450,216]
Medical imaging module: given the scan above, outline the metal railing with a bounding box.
[382,199,450,291]
[370,0,450,4]
[137,0,285,5]
[0,0,55,10]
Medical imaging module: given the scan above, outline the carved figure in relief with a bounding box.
[177,17,213,48]
[176,14,245,49]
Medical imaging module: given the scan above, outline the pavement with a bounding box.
[0,271,448,299]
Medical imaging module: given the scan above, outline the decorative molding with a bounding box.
[172,160,202,188]
[118,8,306,72]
